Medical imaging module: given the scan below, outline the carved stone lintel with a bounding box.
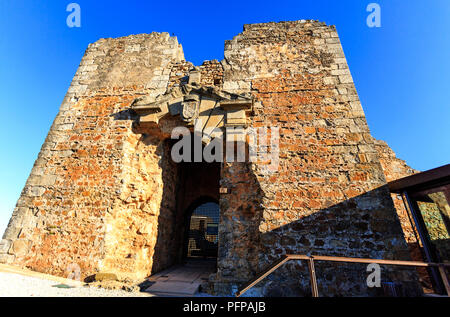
[131,81,255,138]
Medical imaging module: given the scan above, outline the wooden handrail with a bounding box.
[236,255,290,297]
[287,254,450,267]
[235,254,450,297]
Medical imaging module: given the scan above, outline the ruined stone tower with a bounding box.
[0,20,420,296]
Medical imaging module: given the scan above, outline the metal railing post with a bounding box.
[402,191,445,294]
[236,253,450,297]
[307,257,319,297]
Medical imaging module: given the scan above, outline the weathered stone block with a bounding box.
[94,273,118,281]
[9,239,30,257]
[0,239,12,253]
[0,254,15,264]
[27,186,46,197]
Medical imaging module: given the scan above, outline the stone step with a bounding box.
[145,281,201,296]
[144,260,216,296]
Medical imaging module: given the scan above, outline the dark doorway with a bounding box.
[186,202,220,258]
[149,138,221,276]
[173,158,221,263]
[166,133,222,266]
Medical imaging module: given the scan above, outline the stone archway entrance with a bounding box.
[128,72,254,292]
[145,160,220,296]
[174,161,221,263]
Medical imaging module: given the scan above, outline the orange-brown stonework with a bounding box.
[0,21,422,296]
[374,140,433,292]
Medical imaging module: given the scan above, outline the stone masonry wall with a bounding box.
[215,21,419,296]
[374,139,419,251]
[0,21,422,295]
[0,33,185,280]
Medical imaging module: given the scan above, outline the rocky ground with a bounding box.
[0,272,153,297]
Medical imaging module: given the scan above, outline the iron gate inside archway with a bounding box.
[187,202,220,258]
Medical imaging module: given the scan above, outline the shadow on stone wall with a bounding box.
[146,138,179,274]
[225,184,423,297]
[215,161,266,294]
[114,112,421,296]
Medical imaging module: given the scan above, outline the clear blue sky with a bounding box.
[0,0,449,235]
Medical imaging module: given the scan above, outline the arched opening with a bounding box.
[185,200,220,259]
[174,160,221,264]
[144,138,222,296]
[149,137,221,279]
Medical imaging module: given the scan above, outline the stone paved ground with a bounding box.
[0,272,153,297]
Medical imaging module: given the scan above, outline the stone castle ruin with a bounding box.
[0,20,427,296]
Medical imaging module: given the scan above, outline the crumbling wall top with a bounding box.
[242,19,332,31]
